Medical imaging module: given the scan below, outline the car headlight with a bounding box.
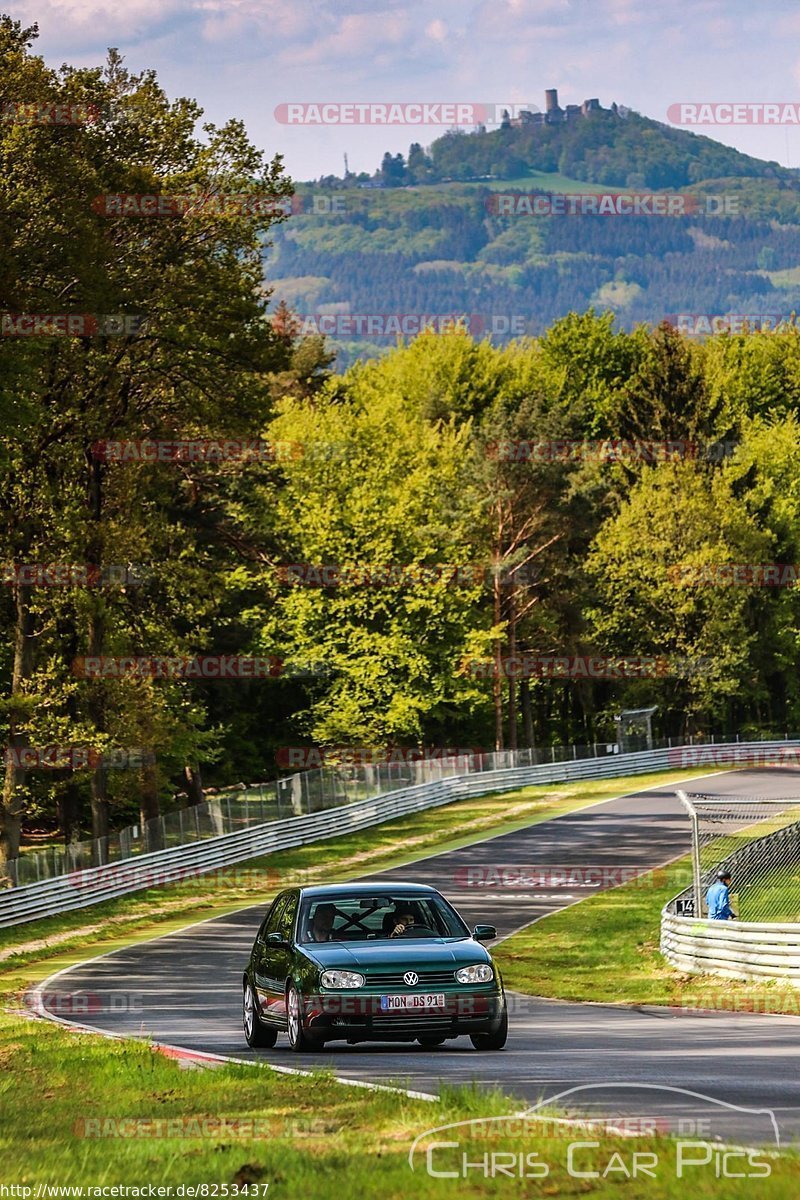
[320,970,364,989]
[455,964,494,984]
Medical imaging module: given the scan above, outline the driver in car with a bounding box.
[308,902,337,942]
[389,908,417,937]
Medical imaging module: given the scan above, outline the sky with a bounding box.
[11,0,800,181]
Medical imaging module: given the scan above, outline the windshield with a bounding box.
[298,893,469,944]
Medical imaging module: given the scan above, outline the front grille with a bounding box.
[372,1013,454,1030]
[365,970,456,988]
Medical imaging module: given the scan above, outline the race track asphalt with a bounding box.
[36,767,800,1145]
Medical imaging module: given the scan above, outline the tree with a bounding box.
[379,151,406,187]
[0,25,292,868]
[585,460,769,734]
[259,379,484,747]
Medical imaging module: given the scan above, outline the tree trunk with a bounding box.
[57,781,83,847]
[507,579,518,751]
[183,762,204,805]
[59,625,84,849]
[87,607,109,860]
[0,583,36,871]
[520,678,535,751]
[140,758,162,852]
[493,565,504,751]
[86,452,109,862]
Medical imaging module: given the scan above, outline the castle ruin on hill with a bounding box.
[506,88,618,128]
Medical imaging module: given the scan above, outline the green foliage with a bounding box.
[5,26,800,856]
[0,25,292,856]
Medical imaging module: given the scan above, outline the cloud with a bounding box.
[15,0,187,50]
[426,19,448,42]
[203,1,315,39]
[277,9,434,73]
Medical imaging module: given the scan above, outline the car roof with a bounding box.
[294,882,439,899]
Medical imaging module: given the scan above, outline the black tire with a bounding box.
[470,1003,508,1051]
[417,1035,447,1048]
[286,982,322,1052]
[243,980,278,1048]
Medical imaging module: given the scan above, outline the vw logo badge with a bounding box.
[403,971,419,986]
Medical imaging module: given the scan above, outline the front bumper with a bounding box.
[302,989,505,1041]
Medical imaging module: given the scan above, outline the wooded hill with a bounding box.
[267,109,800,367]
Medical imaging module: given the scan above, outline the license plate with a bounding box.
[380,993,445,1011]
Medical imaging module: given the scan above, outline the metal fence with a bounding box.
[662,790,800,983]
[674,790,800,922]
[3,737,800,929]
[8,730,798,887]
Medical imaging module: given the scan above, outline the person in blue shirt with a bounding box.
[706,870,737,920]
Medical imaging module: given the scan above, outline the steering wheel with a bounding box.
[393,923,436,938]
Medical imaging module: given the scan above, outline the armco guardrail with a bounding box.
[661,910,800,982]
[2,738,798,928]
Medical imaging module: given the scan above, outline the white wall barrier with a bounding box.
[660,910,800,983]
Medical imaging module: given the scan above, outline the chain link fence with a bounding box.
[675,791,800,922]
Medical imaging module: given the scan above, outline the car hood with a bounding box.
[302,938,491,971]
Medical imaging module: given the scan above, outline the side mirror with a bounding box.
[473,924,497,943]
[266,931,288,947]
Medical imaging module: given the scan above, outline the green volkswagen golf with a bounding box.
[243,882,508,1052]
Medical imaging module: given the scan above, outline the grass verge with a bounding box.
[0,1010,795,1195]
